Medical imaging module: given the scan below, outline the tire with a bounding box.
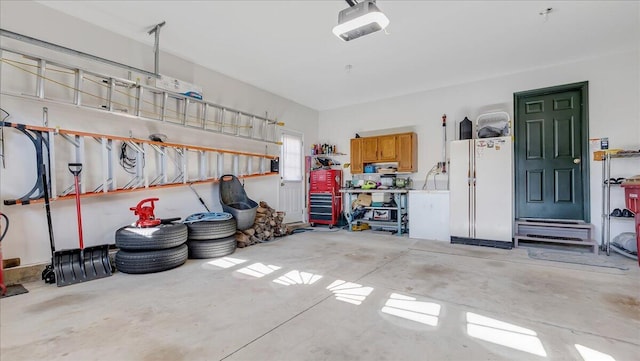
[115,223,188,251]
[186,218,237,240]
[187,236,236,259]
[115,244,188,274]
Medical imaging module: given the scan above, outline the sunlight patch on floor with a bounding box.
[466,312,547,357]
[273,270,323,286]
[236,263,282,278]
[204,257,248,269]
[381,293,441,326]
[326,280,374,305]
[575,344,616,361]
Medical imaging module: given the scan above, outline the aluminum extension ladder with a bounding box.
[1,121,278,206]
[0,46,283,144]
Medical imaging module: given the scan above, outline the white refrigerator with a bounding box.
[449,136,513,248]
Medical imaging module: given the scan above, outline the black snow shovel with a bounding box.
[54,163,112,286]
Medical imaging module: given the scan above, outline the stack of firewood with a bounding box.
[235,201,291,248]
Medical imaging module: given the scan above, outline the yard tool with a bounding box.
[188,183,211,212]
[54,163,112,286]
[130,198,162,227]
[0,212,9,295]
[41,165,57,284]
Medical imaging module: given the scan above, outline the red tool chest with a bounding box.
[309,169,342,228]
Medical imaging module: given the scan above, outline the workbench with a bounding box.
[340,188,409,236]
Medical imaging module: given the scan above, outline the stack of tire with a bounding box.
[185,213,237,258]
[115,222,188,274]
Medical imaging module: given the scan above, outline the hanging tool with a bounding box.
[54,163,112,287]
[189,183,211,212]
[422,114,449,190]
[1,122,51,205]
[0,107,9,168]
[0,212,8,295]
[441,114,447,174]
[41,164,57,284]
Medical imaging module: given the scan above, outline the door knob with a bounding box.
[573,158,581,164]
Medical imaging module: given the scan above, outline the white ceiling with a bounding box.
[38,1,639,111]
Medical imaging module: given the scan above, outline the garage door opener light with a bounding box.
[332,0,389,41]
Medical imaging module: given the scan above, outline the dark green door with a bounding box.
[514,83,589,221]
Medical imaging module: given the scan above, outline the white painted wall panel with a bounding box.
[0,1,319,264]
[320,50,640,247]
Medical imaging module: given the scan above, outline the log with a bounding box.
[239,200,292,247]
[235,232,249,243]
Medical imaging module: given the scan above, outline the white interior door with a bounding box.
[279,130,304,223]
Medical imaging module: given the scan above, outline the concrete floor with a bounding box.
[1,230,639,361]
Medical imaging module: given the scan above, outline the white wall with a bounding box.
[0,1,319,265]
[320,50,640,242]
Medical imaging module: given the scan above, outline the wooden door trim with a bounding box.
[513,81,590,222]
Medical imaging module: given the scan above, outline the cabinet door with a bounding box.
[397,133,417,172]
[350,138,363,174]
[362,138,378,162]
[378,135,397,161]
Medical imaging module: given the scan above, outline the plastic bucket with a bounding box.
[222,200,258,230]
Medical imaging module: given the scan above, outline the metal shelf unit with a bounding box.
[600,151,640,255]
[340,189,408,236]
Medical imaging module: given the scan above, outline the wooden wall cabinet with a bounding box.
[397,132,417,172]
[350,138,363,174]
[362,137,378,162]
[378,135,397,161]
[349,132,417,174]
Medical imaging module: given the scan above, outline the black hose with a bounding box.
[345,0,357,7]
[0,212,8,242]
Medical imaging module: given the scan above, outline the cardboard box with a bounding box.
[371,193,391,203]
[593,149,622,161]
[371,209,398,221]
[355,193,372,207]
[373,210,390,220]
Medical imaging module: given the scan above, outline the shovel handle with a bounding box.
[68,163,83,176]
[68,163,84,249]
